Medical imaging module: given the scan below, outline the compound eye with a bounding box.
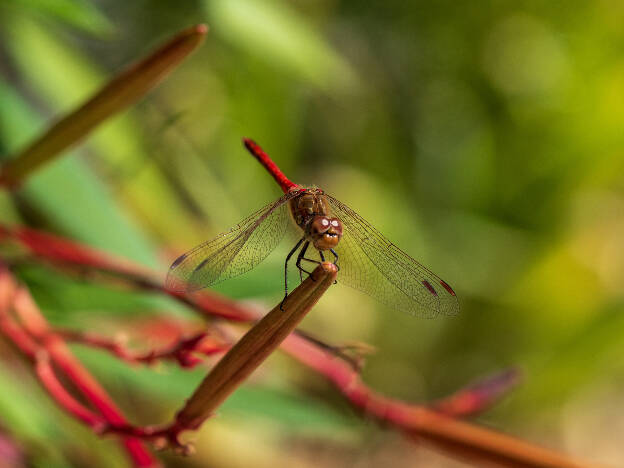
[310,217,330,235]
[331,220,340,227]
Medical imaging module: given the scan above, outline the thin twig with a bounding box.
[58,329,227,367]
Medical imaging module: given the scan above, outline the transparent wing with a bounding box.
[165,191,299,292]
[325,194,459,318]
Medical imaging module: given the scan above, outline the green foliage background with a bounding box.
[1,1,623,466]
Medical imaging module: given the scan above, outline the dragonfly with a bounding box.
[165,139,459,318]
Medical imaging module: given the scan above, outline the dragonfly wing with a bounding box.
[165,191,299,292]
[325,194,459,318]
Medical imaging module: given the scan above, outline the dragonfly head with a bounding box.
[308,216,343,250]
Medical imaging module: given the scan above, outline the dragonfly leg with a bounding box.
[282,237,305,310]
[319,250,326,262]
[295,241,315,282]
[329,248,340,283]
[298,244,322,269]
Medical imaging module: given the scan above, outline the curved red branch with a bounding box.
[0,265,158,467]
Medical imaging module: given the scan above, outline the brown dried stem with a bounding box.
[0,24,208,187]
[174,262,337,431]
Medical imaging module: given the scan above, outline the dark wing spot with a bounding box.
[170,252,188,269]
[422,280,438,296]
[194,258,210,273]
[439,280,456,296]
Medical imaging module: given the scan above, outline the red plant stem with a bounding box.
[0,271,105,429]
[35,354,105,429]
[1,224,518,416]
[0,270,158,468]
[0,268,154,465]
[14,292,126,425]
[60,314,518,421]
[2,225,550,465]
[167,289,255,322]
[242,138,298,193]
[59,329,227,368]
[0,309,38,358]
[432,368,522,417]
[91,263,340,451]
[277,330,593,468]
[12,226,152,276]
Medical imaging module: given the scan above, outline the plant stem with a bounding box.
[174,262,337,431]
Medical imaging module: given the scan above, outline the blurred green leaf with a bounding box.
[13,265,172,325]
[0,18,206,189]
[0,364,57,439]
[3,0,114,36]
[207,0,358,91]
[1,16,206,242]
[512,302,624,411]
[0,80,159,267]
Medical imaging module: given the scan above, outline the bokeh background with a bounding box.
[1,1,623,467]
